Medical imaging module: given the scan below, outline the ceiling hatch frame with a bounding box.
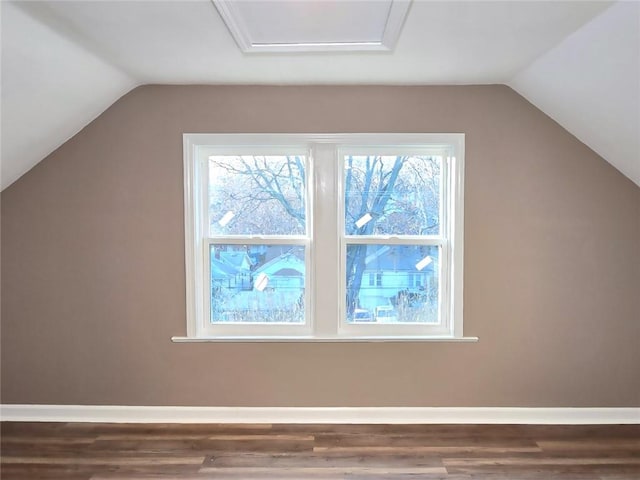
[212,0,412,53]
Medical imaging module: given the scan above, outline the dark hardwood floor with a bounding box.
[1,422,639,479]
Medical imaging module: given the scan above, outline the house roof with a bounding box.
[2,1,638,189]
[363,246,435,273]
[272,268,303,277]
[219,251,252,269]
[210,258,240,277]
[255,251,305,276]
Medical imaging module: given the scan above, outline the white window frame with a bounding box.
[338,144,457,338]
[180,133,469,342]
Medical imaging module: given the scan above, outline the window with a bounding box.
[368,272,383,287]
[182,134,466,340]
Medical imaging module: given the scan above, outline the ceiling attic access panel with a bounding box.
[213,0,412,52]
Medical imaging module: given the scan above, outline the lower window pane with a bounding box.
[210,244,305,324]
[346,244,439,324]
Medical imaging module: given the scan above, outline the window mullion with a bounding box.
[313,143,340,337]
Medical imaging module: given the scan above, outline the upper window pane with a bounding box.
[208,155,307,236]
[344,155,441,236]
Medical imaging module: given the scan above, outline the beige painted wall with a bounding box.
[1,85,639,407]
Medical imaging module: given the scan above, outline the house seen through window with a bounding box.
[183,134,465,340]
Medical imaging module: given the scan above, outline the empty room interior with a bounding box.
[1,0,639,478]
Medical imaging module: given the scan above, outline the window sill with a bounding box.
[171,335,479,343]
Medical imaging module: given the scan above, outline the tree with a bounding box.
[344,155,405,315]
[209,153,440,319]
[209,155,306,235]
[343,155,440,316]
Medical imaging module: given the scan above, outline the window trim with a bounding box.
[181,133,469,342]
[184,139,314,338]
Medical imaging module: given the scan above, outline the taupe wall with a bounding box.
[2,86,639,407]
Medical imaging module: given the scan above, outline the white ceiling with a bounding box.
[2,0,638,190]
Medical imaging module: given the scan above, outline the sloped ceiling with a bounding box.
[2,0,638,190]
[1,2,137,189]
[510,1,639,187]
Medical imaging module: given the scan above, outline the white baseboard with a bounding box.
[1,405,639,424]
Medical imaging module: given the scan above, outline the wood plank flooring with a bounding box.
[1,422,639,479]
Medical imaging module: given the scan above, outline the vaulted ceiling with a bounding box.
[2,0,638,189]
